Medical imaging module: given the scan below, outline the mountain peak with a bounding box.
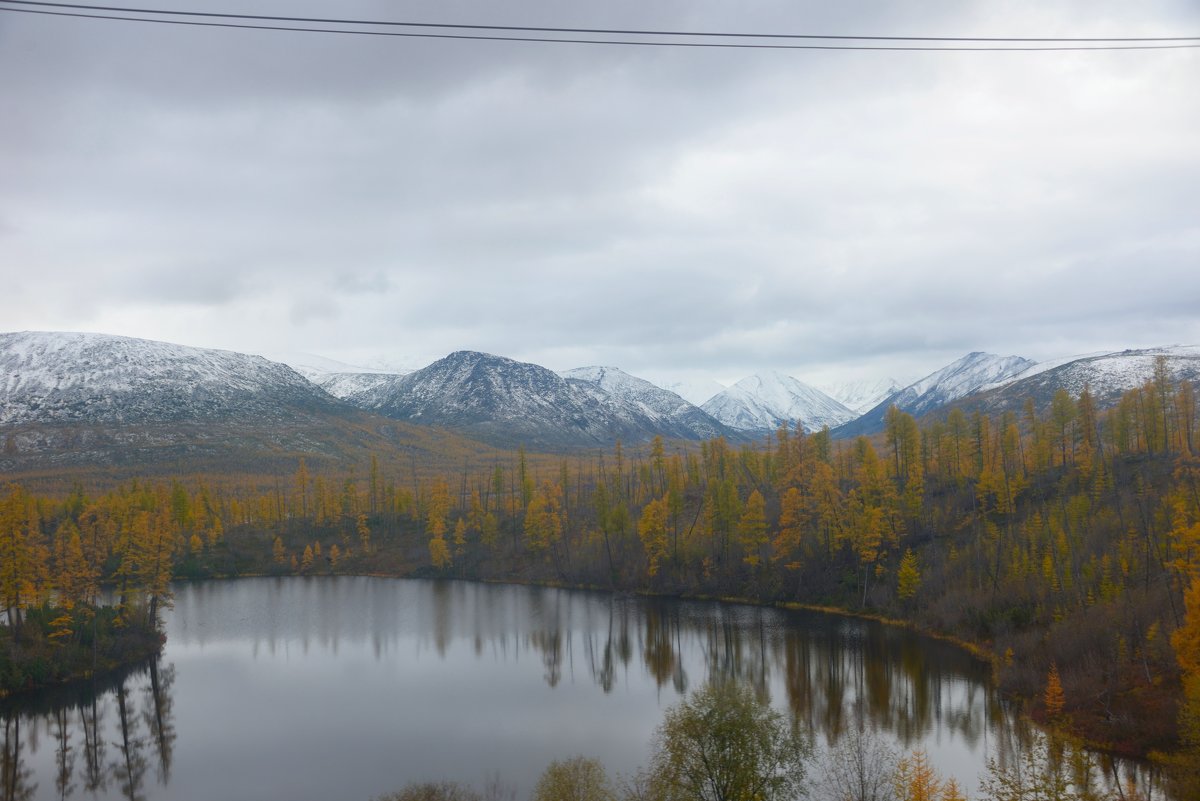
[703,371,855,433]
[346,352,735,449]
[443,350,511,365]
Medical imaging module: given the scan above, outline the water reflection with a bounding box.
[0,578,1164,800]
[1,658,174,801]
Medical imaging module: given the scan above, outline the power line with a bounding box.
[3,0,1196,42]
[1,1,1198,51]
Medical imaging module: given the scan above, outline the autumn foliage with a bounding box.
[3,368,1200,776]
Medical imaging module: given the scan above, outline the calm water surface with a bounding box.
[0,577,1152,800]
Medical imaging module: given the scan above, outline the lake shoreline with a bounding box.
[0,609,164,702]
[177,569,1154,764]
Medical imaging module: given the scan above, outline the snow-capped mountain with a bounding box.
[9,331,1194,465]
[314,372,404,400]
[560,366,730,441]
[822,377,903,415]
[344,351,737,449]
[888,352,1034,414]
[969,346,1200,417]
[834,352,1035,436]
[268,350,413,380]
[0,332,500,474]
[0,331,341,425]
[701,371,857,433]
[263,351,410,399]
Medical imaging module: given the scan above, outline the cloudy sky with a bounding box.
[2,0,1198,391]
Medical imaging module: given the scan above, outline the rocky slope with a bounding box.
[560,366,731,441]
[345,351,739,449]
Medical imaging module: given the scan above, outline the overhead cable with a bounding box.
[1,0,1197,50]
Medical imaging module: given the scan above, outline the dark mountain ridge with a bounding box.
[345,351,738,449]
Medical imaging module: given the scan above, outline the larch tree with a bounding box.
[525,480,564,557]
[139,510,178,627]
[426,479,452,539]
[0,485,41,634]
[897,548,921,602]
[356,513,371,554]
[638,496,670,578]
[1044,662,1066,722]
[737,490,769,572]
[892,749,942,801]
[429,532,453,571]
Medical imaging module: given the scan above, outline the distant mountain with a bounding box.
[315,372,404,400]
[701,371,857,434]
[0,331,485,477]
[652,377,727,407]
[0,331,340,425]
[560,366,731,441]
[966,346,1200,418]
[267,350,415,381]
[834,352,1035,437]
[822,377,903,415]
[263,351,410,399]
[344,351,736,449]
[10,332,1194,471]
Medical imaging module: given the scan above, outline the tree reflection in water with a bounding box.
[2,714,36,801]
[0,658,174,801]
[1,580,1167,800]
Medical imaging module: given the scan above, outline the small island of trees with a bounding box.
[1,484,171,696]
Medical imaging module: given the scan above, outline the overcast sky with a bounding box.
[2,0,1198,390]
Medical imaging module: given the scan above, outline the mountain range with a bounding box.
[2,331,1198,475]
[832,352,1036,438]
[0,331,478,477]
[340,351,736,450]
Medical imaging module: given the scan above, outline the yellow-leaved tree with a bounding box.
[737,490,768,570]
[893,749,942,801]
[1044,662,1066,723]
[524,481,563,556]
[897,548,921,602]
[638,496,669,578]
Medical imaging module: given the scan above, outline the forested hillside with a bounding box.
[4,365,1199,792]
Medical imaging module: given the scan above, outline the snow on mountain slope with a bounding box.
[344,351,633,449]
[315,372,404,400]
[701,371,857,433]
[0,331,341,425]
[560,366,730,440]
[889,352,1036,415]
[343,352,738,449]
[266,350,413,382]
[834,352,1036,437]
[821,377,903,415]
[971,346,1200,415]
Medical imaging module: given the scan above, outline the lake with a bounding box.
[0,577,1156,800]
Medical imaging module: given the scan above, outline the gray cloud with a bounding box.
[2,0,1198,388]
